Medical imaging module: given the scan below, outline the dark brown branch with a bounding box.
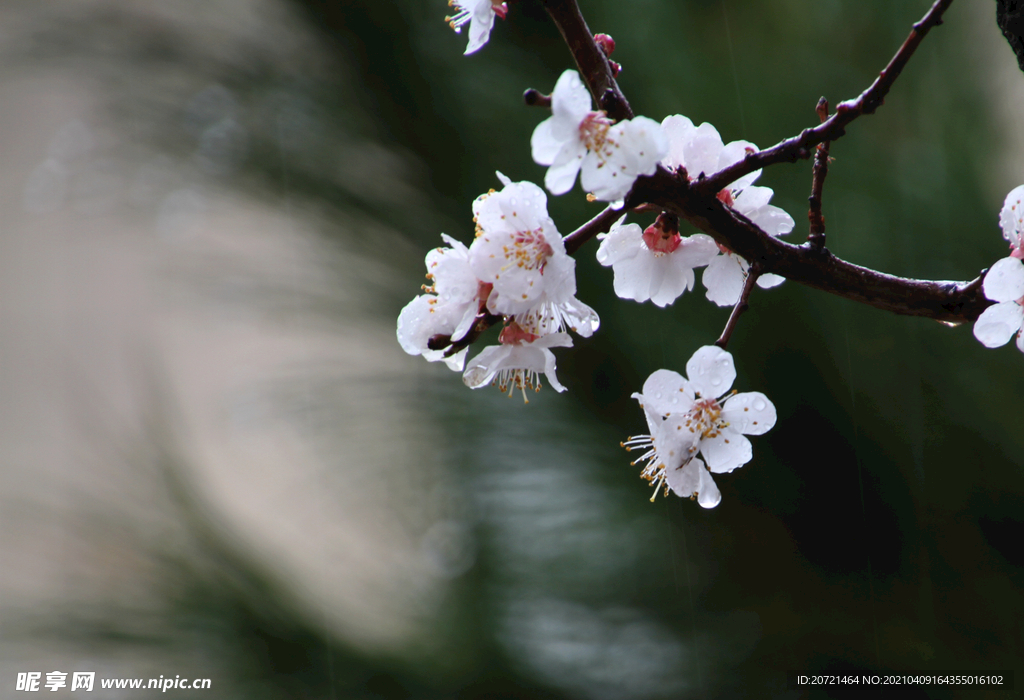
[715,265,761,350]
[539,0,633,121]
[564,205,622,255]
[700,0,954,195]
[518,0,985,334]
[807,97,831,250]
[631,167,990,324]
[997,0,1024,74]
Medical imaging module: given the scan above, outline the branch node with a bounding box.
[523,88,551,108]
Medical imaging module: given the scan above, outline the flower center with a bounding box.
[498,321,539,346]
[685,397,727,440]
[503,228,553,273]
[579,112,614,153]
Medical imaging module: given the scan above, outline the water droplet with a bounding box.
[711,377,722,386]
[671,397,678,404]
[655,392,663,399]
[754,399,766,411]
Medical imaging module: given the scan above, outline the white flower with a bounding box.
[661,115,794,306]
[999,184,1024,259]
[468,173,599,336]
[397,295,470,371]
[973,256,1024,353]
[445,0,507,55]
[596,214,719,307]
[396,234,489,371]
[462,322,573,400]
[531,71,667,201]
[623,346,776,505]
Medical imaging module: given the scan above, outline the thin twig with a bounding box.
[539,0,633,121]
[564,205,622,255]
[699,0,954,194]
[442,311,503,357]
[807,97,831,250]
[715,265,761,350]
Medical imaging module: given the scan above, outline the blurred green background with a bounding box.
[0,0,1021,698]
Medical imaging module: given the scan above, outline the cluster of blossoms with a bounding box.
[597,115,794,308]
[973,184,1024,354]
[398,173,598,401]
[400,8,795,507]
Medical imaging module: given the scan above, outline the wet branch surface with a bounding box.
[537,0,989,325]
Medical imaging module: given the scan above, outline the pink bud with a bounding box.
[594,33,616,57]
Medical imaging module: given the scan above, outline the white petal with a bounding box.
[462,345,508,388]
[443,347,468,372]
[532,332,574,350]
[682,122,724,179]
[1000,184,1024,249]
[551,70,592,126]
[685,345,736,399]
[650,256,692,307]
[463,4,496,55]
[718,139,761,191]
[1017,329,1024,353]
[620,116,669,178]
[982,257,1024,302]
[973,300,1024,348]
[544,142,586,195]
[732,185,773,212]
[701,431,753,474]
[695,464,722,508]
[756,272,785,289]
[427,237,477,304]
[610,252,656,303]
[747,204,795,238]
[665,459,700,499]
[580,136,631,202]
[673,233,720,268]
[596,219,641,267]
[702,254,747,307]
[557,296,601,337]
[722,392,776,435]
[636,369,694,416]
[530,118,563,166]
[541,345,566,392]
[397,294,460,357]
[660,114,695,170]
[452,302,479,342]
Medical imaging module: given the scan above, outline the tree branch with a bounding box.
[715,265,760,350]
[807,97,831,250]
[699,0,954,195]
[539,0,633,121]
[563,205,621,255]
[631,168,989,324]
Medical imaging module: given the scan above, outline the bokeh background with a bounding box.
[0,0,1021,698]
